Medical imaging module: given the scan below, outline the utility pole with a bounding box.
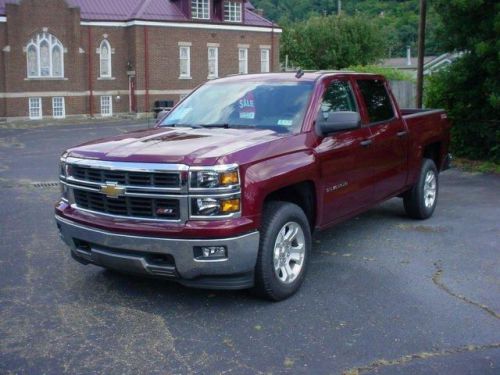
[337,0,342,15]
[416,0,427,108]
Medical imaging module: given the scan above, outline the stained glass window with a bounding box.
[26,32,64,78]
[99,40,112,78]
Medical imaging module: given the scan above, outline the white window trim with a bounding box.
[100,96,113,117]
[29,97,43,120]
[99,39,112,78]
[238,48,248,75]
[52,97,65,119]
[260,48,270,73]
[224,1,242,23]
[26,32,64,78]
[179,46,191,79]
[207,46,219,79]
[191,0,210,20]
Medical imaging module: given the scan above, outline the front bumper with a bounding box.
[55,215,260,290]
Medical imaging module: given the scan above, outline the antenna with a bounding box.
[295,68,304,79]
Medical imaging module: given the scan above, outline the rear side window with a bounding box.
[357,80,394,123]
[319,80,357,121]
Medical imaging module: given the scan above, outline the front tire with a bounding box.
[403,158,439,220]
[253,202,311,301]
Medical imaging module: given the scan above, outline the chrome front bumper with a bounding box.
[55,215,260,289]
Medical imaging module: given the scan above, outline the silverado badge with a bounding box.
[100,182,125,198]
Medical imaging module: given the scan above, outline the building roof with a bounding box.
[0,0,275,27]
[380,56,437,70]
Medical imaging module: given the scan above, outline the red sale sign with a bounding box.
[239,91,256,119]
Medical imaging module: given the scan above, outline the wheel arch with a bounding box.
[423,141,443,171]
[263,180,317,231]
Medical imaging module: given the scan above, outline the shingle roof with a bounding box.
[0,0,275,27]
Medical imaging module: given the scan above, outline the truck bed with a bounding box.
[402,107,451,181]
[400,108,444,117]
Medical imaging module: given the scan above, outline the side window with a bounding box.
[319,80,357,121]
[357,80,394,123]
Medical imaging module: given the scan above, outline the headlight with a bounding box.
[190,167,239,189]
[189,165,241,219]
[59,154,69,202]
[60,182,69,201]
[59,159,68,178]
[60,152,68,178]
[191,197,241,217]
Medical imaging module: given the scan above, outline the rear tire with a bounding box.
[403,158,439,220]
[253,201,311,301]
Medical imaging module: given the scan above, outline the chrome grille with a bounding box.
[70,165,180,188]
[73,189,180,220]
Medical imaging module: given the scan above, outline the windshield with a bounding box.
[160,81,314,133]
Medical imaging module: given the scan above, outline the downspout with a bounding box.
[270,25,275,72]
[143,26,150,115]
[87,27,93,117]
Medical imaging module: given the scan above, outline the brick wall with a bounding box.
[0,0,281,119]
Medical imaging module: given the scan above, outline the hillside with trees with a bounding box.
[252,0,444,58]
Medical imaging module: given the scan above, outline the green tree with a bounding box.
[251,0,445,57]
[425,0,499,162]
[281,14,387,69]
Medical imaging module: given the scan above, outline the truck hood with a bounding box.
[67,127,288,165]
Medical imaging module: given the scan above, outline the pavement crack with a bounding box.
[342,343,500,375]
[432,261,500,319]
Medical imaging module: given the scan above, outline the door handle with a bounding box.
[360,139,373,148]
[397,130,408,138]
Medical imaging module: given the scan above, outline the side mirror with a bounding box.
[317,111,361,136]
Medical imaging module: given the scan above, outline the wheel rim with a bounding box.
[423,170,437,208]
[273,221,306,284]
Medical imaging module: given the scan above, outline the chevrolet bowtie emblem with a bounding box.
[100,182,125,198]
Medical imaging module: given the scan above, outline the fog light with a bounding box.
[194,246,227,260]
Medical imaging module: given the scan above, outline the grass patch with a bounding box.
[452,158,500,174]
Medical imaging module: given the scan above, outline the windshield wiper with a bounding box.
[198,123,231,129]
[164,123,203,129]
[197,124,260,129]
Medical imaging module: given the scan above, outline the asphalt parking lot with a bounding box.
[0,121,499,375]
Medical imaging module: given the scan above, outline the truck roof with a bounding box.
[210,71,384,84]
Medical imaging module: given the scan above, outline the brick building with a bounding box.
[0,0,281,120]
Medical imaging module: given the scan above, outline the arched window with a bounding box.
[99,40,112,78]
[26,32,64,78]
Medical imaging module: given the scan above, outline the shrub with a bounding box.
[425,55,499,163]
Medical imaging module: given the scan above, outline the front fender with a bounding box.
[242,151,318,228]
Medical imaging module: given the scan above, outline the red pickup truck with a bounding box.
[56,72,451,300]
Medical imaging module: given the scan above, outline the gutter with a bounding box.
[143,26,150,114]
[87,27,93,117]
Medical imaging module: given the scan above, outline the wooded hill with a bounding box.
[251,0,444,57]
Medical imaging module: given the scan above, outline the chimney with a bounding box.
[406,46,412,66]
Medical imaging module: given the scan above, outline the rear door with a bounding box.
[355,79,409,201]
[314,78,375,224]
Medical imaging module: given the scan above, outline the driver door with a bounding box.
[314,79,375,225]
